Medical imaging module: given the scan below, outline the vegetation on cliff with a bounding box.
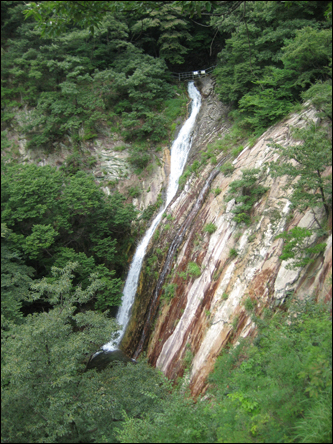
[1,1,332,443]
[118,299,332,443]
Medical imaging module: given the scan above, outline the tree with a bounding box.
[118,300,332,443]
[1,262,170,443]
[213,1,331,132]
[1,224,35,327]
[269,122,331,268]
[1,164,137,309]
[22,1,243,37]
[269,123,332,222]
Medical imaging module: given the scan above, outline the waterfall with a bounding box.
[102,82,201,352]
[133,154,228,359]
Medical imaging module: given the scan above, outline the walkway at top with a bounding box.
[171,65,216,81]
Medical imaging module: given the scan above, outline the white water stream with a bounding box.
[102,81,201,351]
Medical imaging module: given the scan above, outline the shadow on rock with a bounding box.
[86,349,137,371]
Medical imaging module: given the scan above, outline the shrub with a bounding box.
[226,168,268,225]
[187,262,201,278]
[203,223,217,234]
[191,160,200,174]
[231,315,239,330]
[229,248,238,258]
[231,145,244,158]
[183,344,194,369]
[128,185,141,198]
[220,162,235,176]
[141,204,157,221]
[153,229,160,242]
[244,297,255,312]
[212,187,222,196]
[178,167,191,188]
[161,283,177,301]
[128,150,150,170]
[178,271,188,280]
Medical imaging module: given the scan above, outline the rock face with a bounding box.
[123,78,332,397]
[5,103,178,216]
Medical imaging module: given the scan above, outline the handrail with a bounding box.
[171,65,217,81]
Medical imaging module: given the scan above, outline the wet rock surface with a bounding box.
[126,89,331,396]
[87,349,136,371]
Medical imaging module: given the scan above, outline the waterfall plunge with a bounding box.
[102,82,201,352]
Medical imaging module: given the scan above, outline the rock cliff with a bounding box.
[122,77,332,396]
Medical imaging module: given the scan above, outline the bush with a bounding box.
[128,150,150,170]
[191,160,200,174]
[187,262,201,278]
[243,297,255,312]
[203,223,217,234]
[128,185,141,198]
[226,168,268,225]
[161,283,177,301]
[178,167,191,188]
[229,248,238,258]
[231,145,244,158]
[220,162,235,176]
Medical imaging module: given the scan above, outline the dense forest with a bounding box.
[1,1,332,443]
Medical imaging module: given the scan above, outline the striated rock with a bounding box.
[127,88,331,397]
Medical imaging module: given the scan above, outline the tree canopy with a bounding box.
[1,1,332,443]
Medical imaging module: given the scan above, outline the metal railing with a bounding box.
[171,65,216,81]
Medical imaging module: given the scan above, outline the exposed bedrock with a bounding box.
[122,78,332,396]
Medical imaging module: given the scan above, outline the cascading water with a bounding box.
[102,81,201,352]
[133,154,228,359]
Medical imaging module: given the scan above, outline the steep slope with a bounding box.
[121,77,332,396]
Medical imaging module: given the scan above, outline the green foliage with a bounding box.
[60,152,97,176]
[2,262,171,443]
[229,248,238,258]
[231,145,244,158]
[177,271,188,281]
[187,261,201,278]
[276,227,327,269]
[153,229,160,242]
[191,160,200,174]
[269,122,331,269]
[302,80,332,120]
[1,163,136,311]
[141,204,157,221]
[183,345,194,369]
[209,300,332,444]
[226,168,268,225]
[128,185,141,198]
[117,299,332,443]
[269,123,332,221]
[220,161,235,176]
[161,283,177,301]
[2,3,182,150]
[212,187,221,196]
[222,292,229,300]
[128,147,151,171]
[1,224,35,326]
[243,297,255,312]
[178,167,192,188]
[203,223,217,234]
[52,248,123,310]
[214,1,331,132]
